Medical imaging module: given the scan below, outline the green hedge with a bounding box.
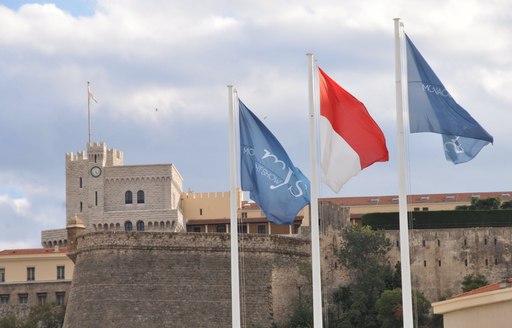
[361,210,512,230]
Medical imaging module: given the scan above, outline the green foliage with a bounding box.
[0,304,65,328]
[338,225,391,274]
[456,197,502,210]
[329,225,397,328]
[0,314,19,328]
[461,274,488,292]
[287,263,313,328]
[288,293,313,328]
[362,209,512,230]
[501,200,512,209]
[375,289,431,328]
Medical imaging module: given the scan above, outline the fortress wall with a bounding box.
[386,227,512,301]
[64,232,310,328]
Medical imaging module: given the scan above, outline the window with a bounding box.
[485,238,488,245]
[0,294,9,304]
[79,177,83,188]
[125,191,133,204]
[413,207,420,211]
[199,208,203,215]
[37,293,47,305]
[57,266,65,280]
[137,190,145,204]
[193,226,201,232]
[136,220,144,232]
[124,221,133,232]
[217,225,226,233]
[465,259,468,267]
[80,201,83,212]
[495,258,498,265]
[238,224,247,234]
[0,268,4,282]
[95,191,98,206]
[437,240,441,247]
[438,260,441,267]
[241,212,248,219]
[422,240,426,247]
[56,292,65,306]
[257,225,266,234]
[18,294,28,304]
[495,238,498,245]
[422,207,429,211]
[485,259,489,266]
[464,239,467,246]
[423,261,426,267]
[27,267,35,281]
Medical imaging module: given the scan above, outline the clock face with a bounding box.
[90,166,102,177]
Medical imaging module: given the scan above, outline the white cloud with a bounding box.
[0,0,511,250]
[0,195,30,215]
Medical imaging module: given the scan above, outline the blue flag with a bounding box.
[405,34,493,164]
[239,99,310,225]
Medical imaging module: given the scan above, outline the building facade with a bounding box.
[0,248,73,317]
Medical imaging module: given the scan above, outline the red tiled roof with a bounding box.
[450,278,512,299]
[0,248,68,256]
[227,191,511,211]
[321,191,511,206]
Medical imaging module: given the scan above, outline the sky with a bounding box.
[0,0,510,249]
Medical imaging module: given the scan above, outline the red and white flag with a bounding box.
[318,68,388,193]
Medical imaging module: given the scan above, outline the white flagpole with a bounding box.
[228,85,242,328]
[393,18,414,328]
[87,81,91,144]
[307,53,323,328]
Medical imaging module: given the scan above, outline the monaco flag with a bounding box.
[319,68,389,193]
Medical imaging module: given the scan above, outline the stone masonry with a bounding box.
[63,232,311,328]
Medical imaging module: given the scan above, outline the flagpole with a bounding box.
[228,85,241,328]
[87,81,91,144]
[307,53,323,328]
[393,18,414,328]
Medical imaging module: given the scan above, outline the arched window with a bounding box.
[136,220,145,232]
[137,190,145,204]
[125,191,133,204]
[124,221,133,232]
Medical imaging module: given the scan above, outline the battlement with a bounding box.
[106,148,124,166]
[87,142,107,154]
[66,143,123,166]
[66,151,87,162]
[181,191,231,200]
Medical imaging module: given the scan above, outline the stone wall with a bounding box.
[63,232,310,328]
[386,227,512,301]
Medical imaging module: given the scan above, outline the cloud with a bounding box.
[0,0,511,250]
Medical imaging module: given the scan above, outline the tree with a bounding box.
[456,197,501,210]
[501,200,512,209]
[0,314,19,328]
[375,288,431,328]
[330,225,396,328]
[287,263,313,328]
[0,304,65,328]
[461,274,488,292]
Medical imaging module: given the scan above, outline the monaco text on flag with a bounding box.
[405,34,493,164]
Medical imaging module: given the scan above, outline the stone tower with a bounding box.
[65,142,184,232]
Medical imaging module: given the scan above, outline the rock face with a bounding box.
[63,232,310,328]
